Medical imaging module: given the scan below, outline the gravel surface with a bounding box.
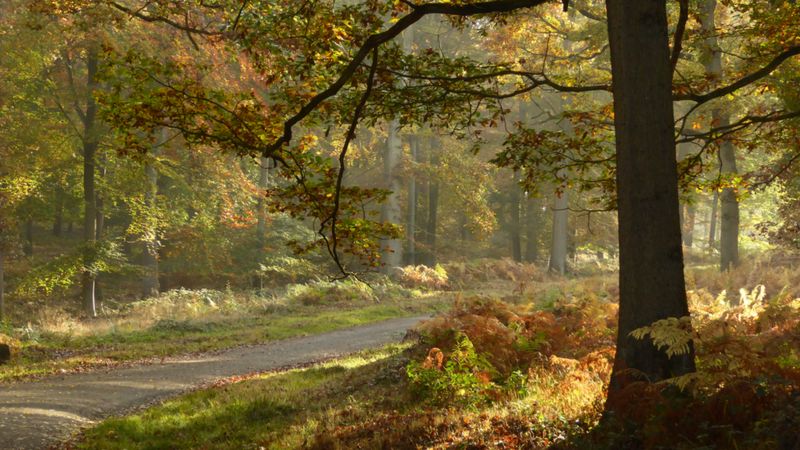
[0,315,428,450]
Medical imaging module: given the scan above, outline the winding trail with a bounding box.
[0,315,428,450]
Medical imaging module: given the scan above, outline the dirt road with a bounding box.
[0,315,427,450]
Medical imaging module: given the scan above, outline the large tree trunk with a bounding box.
[424,136,440,267]
[81,48,99,318]
[605,0,695,397]
[95,160,106,240]
[406,135,418,265]
[509,171,522,262]
[525,194,541,263]
[701,0,739,270]
[380,120,403,272]
[141,149,160,298]
[548,187,568,275]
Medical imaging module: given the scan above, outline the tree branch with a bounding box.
[670,0,688,73]
[319,49,380,278]
[676,45,800,103]
[109,1,223,36]
[262,0,552,156]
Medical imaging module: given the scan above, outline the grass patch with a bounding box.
[77,345,411,450]
[77,341,599,450]
[0,281,449,383]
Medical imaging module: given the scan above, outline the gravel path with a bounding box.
[0,315,428,450]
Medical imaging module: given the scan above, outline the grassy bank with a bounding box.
[0,280,449,383]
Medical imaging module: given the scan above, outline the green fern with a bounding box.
[629,316,694,358]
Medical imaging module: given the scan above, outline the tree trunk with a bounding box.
[548,188,568,275]
[406,135,418,265]
[141,149,160,298]
[605,0,695,398]
[380,120,403,272]
[509,171,522,262]
[719,139,739,270]
[82,47,99,318]
[700,0,739,270]
[53,186,64,237]
[708,191,719,248]
[683,203,696,248]
[525,194,541,263]
[95,193,105,240]
[425,136,440,267]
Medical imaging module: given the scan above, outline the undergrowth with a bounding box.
[58,257,800,448]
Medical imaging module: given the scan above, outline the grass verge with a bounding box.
[0,281,449,383]
[75,345,413,450]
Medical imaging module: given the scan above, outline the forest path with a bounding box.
[0,315,428,450]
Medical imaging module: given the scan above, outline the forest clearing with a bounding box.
[1,0,799,449]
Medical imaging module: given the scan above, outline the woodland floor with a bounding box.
[0,316,427,450]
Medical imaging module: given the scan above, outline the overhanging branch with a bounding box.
[676,45,800,104]
[261,0,552,156]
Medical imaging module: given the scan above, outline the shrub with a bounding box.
[601,286,800,449]
[406,333,498,407]
[285,279,376,306]
[407,295,617,411]
[444,258,544,286]
[254,255,319,286]
[397,264,449,290]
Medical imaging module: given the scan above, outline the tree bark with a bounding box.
[406,135,418,265]
[380,120,403,272]
[509,170,522,262]
[82,47,99,318]
[701,0,739,270]
[605,0,695,397]
[95,158,106,241]
[548,187,568,275]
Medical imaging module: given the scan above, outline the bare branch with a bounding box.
[670,0,688,73]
